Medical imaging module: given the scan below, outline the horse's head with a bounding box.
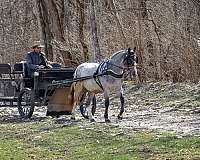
[106,47,138,78]
[123,47,138,67]
[122,47,138,78]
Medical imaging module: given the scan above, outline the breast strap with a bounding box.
[93,63,104,90]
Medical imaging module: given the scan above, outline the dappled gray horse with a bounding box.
[71,47,138,122]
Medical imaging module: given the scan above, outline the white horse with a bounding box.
[71,47,138,122]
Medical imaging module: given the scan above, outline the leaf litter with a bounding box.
[1,82,200,136]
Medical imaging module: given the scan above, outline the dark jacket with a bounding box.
[26,51,48,77]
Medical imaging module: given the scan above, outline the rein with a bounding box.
[108,62,124,70]
[102,70,123,78]
[108,61,132,70]
[73,70,124,82]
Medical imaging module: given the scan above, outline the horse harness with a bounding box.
[93,48,137,90]
[93,60,124,90]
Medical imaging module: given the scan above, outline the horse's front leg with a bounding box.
[87,93,96,122]
[117,91,125,120]
[104,93,111,123]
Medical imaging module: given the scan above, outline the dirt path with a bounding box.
[1,82,200,136]
[94,82,200,136]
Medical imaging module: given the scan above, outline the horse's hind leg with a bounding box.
[71,82,84,120]
[117,92,124,120]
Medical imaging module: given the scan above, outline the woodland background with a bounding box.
[0,0,200,82]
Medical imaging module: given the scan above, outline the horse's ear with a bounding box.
[133,47,136,52]
[127,48,131,53]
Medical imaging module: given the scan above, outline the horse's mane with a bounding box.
[109,50,126,59]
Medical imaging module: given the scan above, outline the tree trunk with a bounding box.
[90,0,103,62]
[109,0,128,48]
[36,0,53,60]
[136,0,147,82]
[76,0,89,62]
[36,0,73,65]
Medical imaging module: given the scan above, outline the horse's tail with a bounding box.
[69,83,75,106]
[71,68,78,96]
[71,81,85,106]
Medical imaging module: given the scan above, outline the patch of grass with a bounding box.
[130,82,200,110]
[0,139,29,160]
[0,120,200,160]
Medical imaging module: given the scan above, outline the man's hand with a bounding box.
[38,65,45,69]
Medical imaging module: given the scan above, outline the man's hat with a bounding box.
[32,41,45,48]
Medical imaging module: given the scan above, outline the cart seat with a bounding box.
[0,63,13,80]
[13,62,29,77]
[13,62,33,88]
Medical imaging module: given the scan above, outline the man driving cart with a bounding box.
[26,41,52,78]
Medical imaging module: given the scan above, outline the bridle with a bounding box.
[108,48,137,71]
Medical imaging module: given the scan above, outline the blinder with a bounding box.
[123,47,138,67]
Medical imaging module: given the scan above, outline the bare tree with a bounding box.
[1,0,200,82]
[76,0,89,62]
[36,0,73,65]
[90,0,103,62]
[108,0,128,48]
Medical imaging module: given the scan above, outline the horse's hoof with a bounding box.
[117,115,123,120]
[90,118,96,122]
[70,116,76,120]
[105,119,111,123]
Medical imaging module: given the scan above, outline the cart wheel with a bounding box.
[80,94,96,119]
[18,88,35,119]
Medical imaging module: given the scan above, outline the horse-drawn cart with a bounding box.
[0,62,93,119]
[0,48,137,122]
[17,66,75,118]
